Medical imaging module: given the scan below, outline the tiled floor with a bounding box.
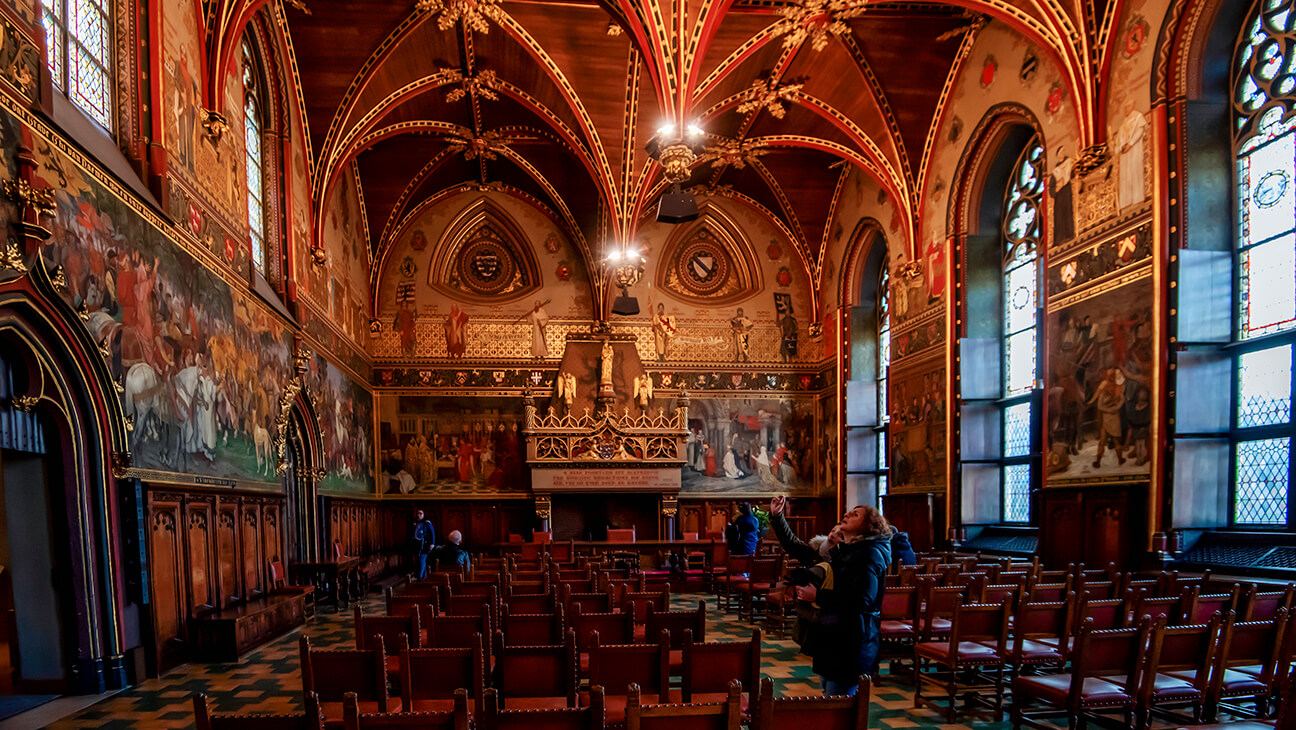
[22,590,1127,728]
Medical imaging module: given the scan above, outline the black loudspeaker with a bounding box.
[611,294,640,316]
[657,188,698,223]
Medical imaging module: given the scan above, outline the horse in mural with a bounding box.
[173,364,221,468]
[123,362,170,454]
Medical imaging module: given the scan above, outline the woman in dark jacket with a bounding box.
[729,502,761,556]
[769,496,892,696]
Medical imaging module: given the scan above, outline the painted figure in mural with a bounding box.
[1089,368,1127,468]
[780,310,799,362]
[652,303,677,361]
[756,444,775,486]
[1116,111,1148,209]
[457,432,476,482]
[600,340,615,387]
[703,442,716,476]
[1051,146,1076,243]
[446,305,469,358]
[395,299,417,356]
[527,300,551,358]
[723,443,742,479]
[730,307,754,362]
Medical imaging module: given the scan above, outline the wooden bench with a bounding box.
[190,591,307,662]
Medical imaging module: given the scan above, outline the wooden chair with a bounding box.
[570,605,635,650]
[1077,595,1133,631]
[426,606,491,649]
[300,635,399,727]
[1026,580,1071,603]
[608,528,637,543]
[913,600,1012,722]
[621,586,670,623]
[1182,585,1243,625]
[401,641,487,714]
[756,675,870,729]
[1245,585,1296,621]
[585,631,672,723]
[645,601,706,669]
[342,689,469,730]
[1010,617,1151,730]
[1204,608,1290,721]
[386,590,435,621]
[1137,614,1222,728]
[878,585,920,676]
[268,560,316,618]
[491,629,580,709]
[681,629,761,716]
[699,541,729,593]
[195,691,324,730]
[482,685,605,730]
[733,557,782,622]
[1131,591,1186,626]
[764,582,797,640]
[445,585,499,623]
[505,590,556,614]
[501,606,565,646]
[563,586,613,613]
[917,584,968,641]
[625,680,742,730]
[714,555,753,612]
[1006,601,1072,678]
[354,606,418,677]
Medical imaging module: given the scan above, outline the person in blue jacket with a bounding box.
[890,526,917,567]
[728,502,761,556]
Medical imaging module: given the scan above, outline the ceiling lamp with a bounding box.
[605,244,646,316]
[646,123,705,224]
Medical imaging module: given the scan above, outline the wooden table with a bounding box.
[290,557,362,610]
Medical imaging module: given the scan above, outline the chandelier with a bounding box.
[645,122,705,184]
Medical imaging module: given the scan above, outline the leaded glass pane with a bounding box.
[67,0,110,128]
[1234,438,1290,525]
[1240,234,1296,337]
[877,430,887,469]
[1005,329,1036,396]
[1003,464,1030,523]
[1003,403,1031,457]
[1238,346,1293,427]
[244,44,266,276]
[40,1,64,84]
[1004,261,1037,335]
[1238,127,1296,246]
[877,474,887,512]
[878,263,890,424]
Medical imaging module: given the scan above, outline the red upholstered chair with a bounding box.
[917,584,968,641]
[400,641,487,714]
[506,588,556,613]
[1130,591,1187,626]
[343,689,469,730]
[756,675,870,730]
[1203,608,1290,721]
[491,629,579,709]
[1026,579,1072,603]
[1244,585,1296,621]
[645,601,706,669]
[387,590,435,621]
[879,586,921,674]
[1077,595,1133,631]
[608,528,637,543]
[733,557,782,622]
[681,629,761,718]
[714,555,752,613]
[621,587,670,622]
[1181,585,1243,625]
[301,635,399,728]
[571,604,635,673]
[194,691,324,730]
[1010,617,1151,730]
[625,680,742,730]
[481,685,606,730]
[563,586,612,613]
[268,559,316,618]
[1006,600,1073,679]
[533,531,552,544]
[1137,614,1223,728]
[584,631,672,723]
[913,600,1012,722]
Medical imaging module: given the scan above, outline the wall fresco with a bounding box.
[680,396,820,497]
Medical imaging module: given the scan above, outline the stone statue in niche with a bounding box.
[555,370,576,411]
[600,340,615,387]
[633,373,653,409]
[1115,111,1147,210]
[730,307,753,362]
[522,299,550,358]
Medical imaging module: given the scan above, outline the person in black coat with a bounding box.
[769,496,892,696]
[728,502,761,556]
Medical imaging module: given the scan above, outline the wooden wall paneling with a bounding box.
[262,502,283,566]
[470,504,499,547]
[442,506,470,543]
[147,496,186,665]
[680,504,703,536]
[1037,485,1146,571]
[241,501,264,598]
[184,497,217,616]
[881,493,941,553]
[707,503,732,535]
[215,499,240,607]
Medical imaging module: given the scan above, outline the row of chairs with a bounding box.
[195,676,872,730]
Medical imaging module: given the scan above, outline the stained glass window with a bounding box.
[243,40,267,276]
[999,139,1043,523]
[41,0,113,129]
[1227,0,1296,527]
[879,262,891,425]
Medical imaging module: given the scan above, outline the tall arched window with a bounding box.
[243,38,268,276]
[40,0,113,129]
[844,232,889,512]
[1227,0,1296,526]
[1001,141,1044,522]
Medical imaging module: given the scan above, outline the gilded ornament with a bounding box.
[2,177,56,218]
[11,394,37,411]
[0,239,25,274]
[735,78,803,119]
[201,111,230,143]
[773,0,864,51]
[111,451,132,478]
[442,68,500,103]
[416,0,504,34]
[50,264,66,289]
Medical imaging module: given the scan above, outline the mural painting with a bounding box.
[681,396,818,496]
[378,395,528,496]
[1046,277,1153,481]
[889,360,946,490]
[22,120,294,483]
[308,354,375,493]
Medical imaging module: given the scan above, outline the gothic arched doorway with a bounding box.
[283,404,321,563]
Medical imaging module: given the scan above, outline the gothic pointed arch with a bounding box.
[654,202,762,306]
[838,217,887,309]
[421,197,543,304]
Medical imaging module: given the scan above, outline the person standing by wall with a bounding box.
[410,508,436,579]
[728,502,761,556]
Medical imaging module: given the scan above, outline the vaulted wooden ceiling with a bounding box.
[279,0,1128,313]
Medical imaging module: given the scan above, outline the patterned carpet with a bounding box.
[41,591,1031,728]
